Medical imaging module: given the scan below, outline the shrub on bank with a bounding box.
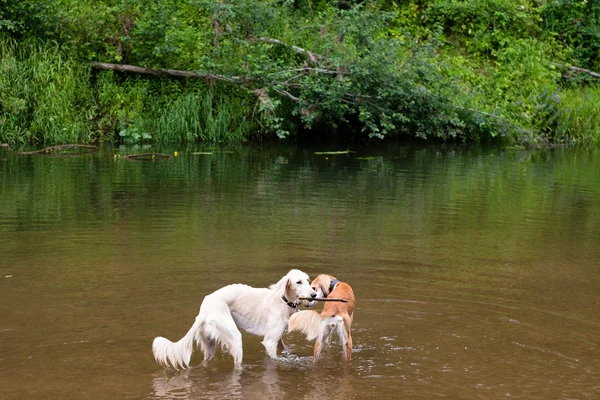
[1,0,599,145]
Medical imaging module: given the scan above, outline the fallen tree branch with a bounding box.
[91,61,242,83]
[257,37,325,63]
[274,88,306,104]
[18,144,98,155]
[91,61,309,104]
[550,62,600,79]
[90,60,340,117]
[269,67,339,76]
[122,153,173,162]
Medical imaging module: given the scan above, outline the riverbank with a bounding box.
[1,1,600,146]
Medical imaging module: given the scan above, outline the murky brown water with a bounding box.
[1,144,599,399]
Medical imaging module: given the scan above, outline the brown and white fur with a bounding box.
[152,269,317,369]
[288,274,355,363]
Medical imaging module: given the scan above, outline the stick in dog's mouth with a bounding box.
[298,297,349,303]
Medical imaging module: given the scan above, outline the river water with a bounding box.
[1,143,599,399]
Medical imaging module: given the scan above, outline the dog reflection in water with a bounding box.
[152,360,353,400]
[288,274,356,363]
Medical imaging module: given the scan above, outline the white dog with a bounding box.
[152,269,317,369]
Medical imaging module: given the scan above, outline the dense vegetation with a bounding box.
[1,0,599,145]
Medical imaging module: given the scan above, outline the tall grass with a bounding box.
[95,71,253,143]
[152,93,249,142]
[0,38,92,144]
[553,86,600,145]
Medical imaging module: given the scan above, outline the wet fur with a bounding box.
[152,269,316,369]
[288,274,355,363]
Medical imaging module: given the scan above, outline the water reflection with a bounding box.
[152,369,196,399]
[151,357,354,400]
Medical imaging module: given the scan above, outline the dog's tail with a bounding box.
[288,310,323,341]
[152,316,203,370]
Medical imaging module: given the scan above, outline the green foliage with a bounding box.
[0,38,92,144]
[150,92,251,142]
[424,0,542,57]
[542,0,600,72]
[2,0,600,146]
[94,71,253,143]
[0,0,61,39]
[386,0,600,145]
[94,71,148,141]
[552,86,600,144]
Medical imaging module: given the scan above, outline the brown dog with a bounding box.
[288,274,355,363]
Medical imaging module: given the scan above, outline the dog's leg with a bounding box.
[345,333,353,363]
[277,338,287,352]
[342,314,352,363]
[262,337,280,358]
[262,324,286,358]
[199,335,217,362]
[313,322,327,363]
[313,337,325,363]
[208,314,244,367]
[224,328,243,368]
[325,325,332,345]
[229,339,243,368]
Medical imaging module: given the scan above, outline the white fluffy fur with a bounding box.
[152,269,316,369]
[287,310,322,341]
[288,312,348,358]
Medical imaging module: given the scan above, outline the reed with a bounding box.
[150,92,249,143]
[554,86,600,145]
[0,38,92,144]
[94,70,252,143]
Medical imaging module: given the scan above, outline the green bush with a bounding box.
[0,38,92,144]
[542,0,600,72]
[0,0,61,39]
[2,0,600,146]
[93,71,254,143]
[553,86,600,144]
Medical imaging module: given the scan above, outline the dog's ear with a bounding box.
[269,271,295,299]
[284,278,295,301]
[324,276,332,296]
[311,274,327,297]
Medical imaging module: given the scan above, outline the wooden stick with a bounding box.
[299,297,348,303]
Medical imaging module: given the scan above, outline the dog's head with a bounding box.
[270,269,317,307]
[311,274,337,298]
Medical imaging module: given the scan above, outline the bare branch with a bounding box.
[550,62,600,79]
[256,37,325,62]
[269,67,340,76]
[123,153,172,162]
[283,74,305,85]
[91,62,241,83]
[18,144,98,155]
[274,88,306,104]
[292,25,321,36]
